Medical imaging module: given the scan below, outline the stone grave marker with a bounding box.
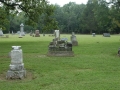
[35,30,40,37]
[6,46,26,79]
[92,33,96,37]
[20,23,25,36]
[0,28,3,36]
[54,30,60,40]
[47,30,74,57]
[70,32,78,46]
[103,33,110,37]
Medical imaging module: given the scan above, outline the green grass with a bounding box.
[0,34,120,90]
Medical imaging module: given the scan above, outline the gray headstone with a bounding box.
[20,23,25,36]
[103,33,110,37]
[92,33,95,37]
[6,46,26,79]
[0,29,3,36]
[35,30,40,37]
[70,32,78,46]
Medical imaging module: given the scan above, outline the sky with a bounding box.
[48,0,88,6]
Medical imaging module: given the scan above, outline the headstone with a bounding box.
[6,46,26,79]
[54,30,60,40]
[92,33,96,37]
[20,23,25,36]
[0,28,3,36]
[103,33,110,37]
[70,32,78,46]
[47,30,74,57]
[35,30,40,37]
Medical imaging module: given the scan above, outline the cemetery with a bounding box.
[0,34,120,90]
[0,0,120,89]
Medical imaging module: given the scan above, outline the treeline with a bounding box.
[54,0,120,34]
[1,0,120,34]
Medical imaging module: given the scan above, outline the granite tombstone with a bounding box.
[35,30,40,37]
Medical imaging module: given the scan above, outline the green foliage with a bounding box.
[1,0,120,34]
[0,0,58,32]
[0,7,9,30]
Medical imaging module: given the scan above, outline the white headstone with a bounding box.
[6,46,26,79]
[54,30,60,40]
[20,23,25,36]
[0,28,3,36]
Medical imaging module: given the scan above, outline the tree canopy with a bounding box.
[0,0,57,30]
[0,0,120,34]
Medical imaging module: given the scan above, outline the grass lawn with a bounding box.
[0,34,120,90]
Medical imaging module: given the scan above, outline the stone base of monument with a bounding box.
[6,69,26,79]
[47,41,74,57]
[47,51,74,57]
[35,35,40,37]
[72,41,78,46]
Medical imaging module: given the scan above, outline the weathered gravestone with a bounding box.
[6,46,26,79]
[35,30,40,37]
[0,28,3,36]
[92,33,96,37]
[47,30,74,56]
[70,32,78,46]
[103,33,110,37]
[20,23,25,36]
[54,30,60,40]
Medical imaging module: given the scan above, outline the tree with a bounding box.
[0,0,57,30]
[80,0,97,34]
[0,6,9,30]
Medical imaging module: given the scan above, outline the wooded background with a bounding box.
[0,0,120,34]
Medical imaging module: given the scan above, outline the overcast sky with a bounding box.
[48,0,88,6]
